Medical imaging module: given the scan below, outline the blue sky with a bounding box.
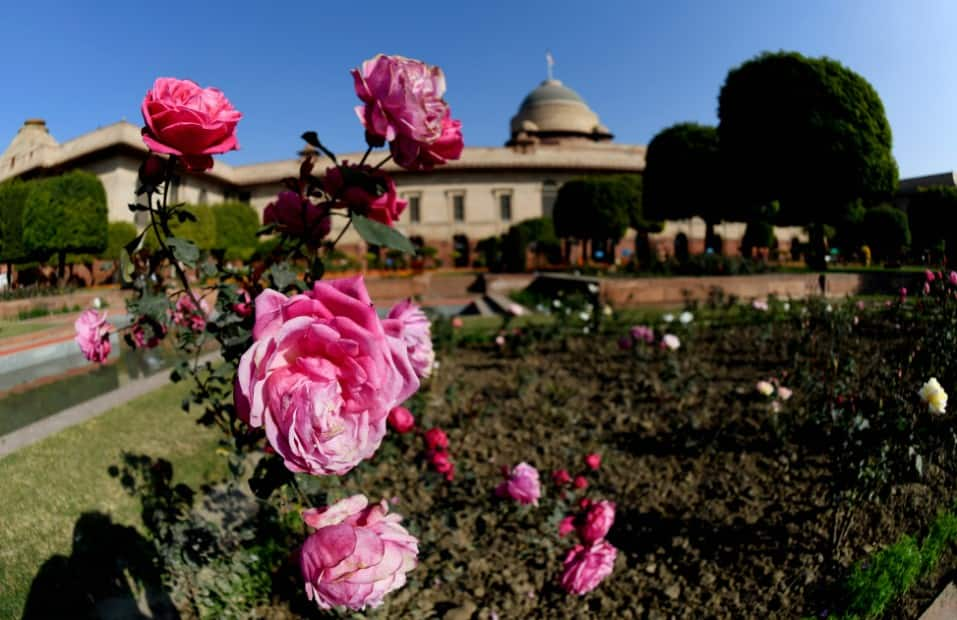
[1,0,954,177]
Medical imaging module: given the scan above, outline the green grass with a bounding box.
[0,319,64,341]
[837,507,957,619]
[0,381,227,619]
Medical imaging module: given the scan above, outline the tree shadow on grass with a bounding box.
[22,511,178,619]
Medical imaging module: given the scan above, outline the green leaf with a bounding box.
[268,263,299,291]
[166,236,199,267]
[351,214,415,254]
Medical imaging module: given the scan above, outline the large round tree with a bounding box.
[718,51,898,268]
[643,123,729,252]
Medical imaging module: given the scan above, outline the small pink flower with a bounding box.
[558,516,576,537]
[388,406,415,433]
[75,309,111,363]
[429,450,454,480]
[560,540,617,595]
[578,497,592,510]
[129,317,164,349]
[573,476,589,490]
[777,386,793,401]
[423,428,448,451]
[661,334,680,350]
[451,317,464,329]
[949,271,957,286]
[926,270,936,282]
[552,469,572,486]
[171,294,210,333]
[383,299,434,379]
[495,462,541,506]
[301,495,418,610]
[900,287,908,298]
[233,289,252,317]
[140,77,241,171]
[629,325,654,344]
[924,282,931,295]
[584,453,601,471]
[495,335,506,347]
[577,500,616,544]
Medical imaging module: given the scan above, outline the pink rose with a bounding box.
[322,164,408,226]
[263,191,331,239]
[140,77,242,171]
[577,500,615,544]
[558,515,576,537]
[75,309,111,363]
[423,427,448,451]
[573,476,589,490]
[353,54,446,143]
[560,540,617,595]
[429,450,454,480]
[233,289,252,318]
[552,469,572,486]
[171,294,210,333]
[451,317,464,329]
[387,406,415,433]
[495,462,541,506]
[584,453,601,471]
[234,276,419,475]
[950,271,957,286]
[301,495,418,611]
[900,287,908,298]
[924,282,931,295]
[926,270,936,282]
[383,299,434,379]
[391,110,464,171]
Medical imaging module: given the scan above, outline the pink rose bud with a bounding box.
[495,462,541,506]
[388,406,415,433]
[429,450,454,476]
[926,270,936,282]
[141,77,242,171]
[578,497,592,510]
[577,500,616,544]
[451,317,464,329]
[423,428,448,451]
[301,495,418,610]
[950,271,957,286]
[233,289,252,317]
[924,282,931,295]
[573,476,589,490]
[234,277,420,476]
[75,309,111,363]
[584,453,601,471]
[138,154,166,186]
[383,299,434,379]
[552,469,572,486]
[560,540,617,596]
[558,515,576,537]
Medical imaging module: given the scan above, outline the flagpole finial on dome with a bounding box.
[546,50,555,81]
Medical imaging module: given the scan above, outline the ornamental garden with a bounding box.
[3,51,957,620]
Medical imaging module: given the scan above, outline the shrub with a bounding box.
[105,221,139,261]
[212,202,259,259]
[0,178,32,264]
[22,171,108,282]
[862,204,910,262]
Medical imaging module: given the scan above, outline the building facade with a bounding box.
[0,79,807,264]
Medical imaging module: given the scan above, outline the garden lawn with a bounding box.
[0,319,64,341]
[0,381,227,619]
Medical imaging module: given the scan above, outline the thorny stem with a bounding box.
[358,145,373,167]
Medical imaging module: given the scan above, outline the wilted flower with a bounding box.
[75,309,111,363]
[919,378,948,414]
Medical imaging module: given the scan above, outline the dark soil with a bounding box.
[293,321,957,620]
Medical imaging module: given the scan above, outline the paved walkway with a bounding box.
[0,351,219,459]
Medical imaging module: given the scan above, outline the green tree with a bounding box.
[144,204,216,253]
[908,186,957,262]
[212,201,259,262]
[643,123,729,252]
[718,51,898,268]
[22,171,108,283]
[0,178,33,285]
[105,221,138,261]
[553,176,634,262]
[863,204,910,263]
